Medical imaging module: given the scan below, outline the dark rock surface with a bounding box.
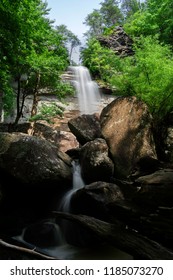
[80,138,114,184]
[100,96,157,178]
[0,132,72,185]
[68,113,102,145]
[97,26,134,57]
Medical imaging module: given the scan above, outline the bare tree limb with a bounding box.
[0,239,57,260]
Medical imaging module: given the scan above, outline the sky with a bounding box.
[46,0,101,38]
[46,0,102,63]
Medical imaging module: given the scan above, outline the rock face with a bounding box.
[0,132,72,186]
[80,138,114,184]
[97,26,134,57]
[100,96,157,178]
[68,114,102,145]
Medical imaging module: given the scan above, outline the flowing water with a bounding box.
[68,66,101,114]
[59,160,85,213]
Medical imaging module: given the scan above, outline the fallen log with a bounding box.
[0,239,56,260]
[53,211,173,260]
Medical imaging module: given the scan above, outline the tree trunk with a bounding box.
[53,211,173,260]
[31,72,40,118]
[28,72,40,135]
[14,78,21,125]
[0,91,4,123]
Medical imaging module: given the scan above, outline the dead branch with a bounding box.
[0,239,57,260]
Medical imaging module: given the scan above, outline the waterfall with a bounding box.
[59,160,85,213]
[69,66,101,114]
[57,160,85,248]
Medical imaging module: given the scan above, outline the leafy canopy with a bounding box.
[0,0,74,123]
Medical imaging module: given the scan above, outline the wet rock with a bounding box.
[133,169,173,207]
[0,132,72,186]
[71,181,124,220]
[80,138,114,184]
[56,131,79,153]
[68,114,102,145]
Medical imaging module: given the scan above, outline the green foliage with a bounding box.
[81,0,173,128]
[54,82,75,98]
[82,34,173,121]
[0,0,70,123]
[102,25,117,35]
[121,0,142,20]
[110,36,173,120]
[29,102,65,123]
[124,0,173,45]
[84,0,123,39]
[56,24,81,63]
[84,9,104,38]
[81,38,117,79]
[100,0,123,26]
[0,66,14,114]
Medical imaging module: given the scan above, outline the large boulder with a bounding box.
[71,181,124,220]
[56,131,79,153]
[0,122,79,153]
[0,132,72,186]
[80,138,114,184]
[68,114,102,145]
[100,96,157,178]
[133,169,173,207]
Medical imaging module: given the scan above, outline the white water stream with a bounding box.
[69,66,101,114]
[59,160,85,213]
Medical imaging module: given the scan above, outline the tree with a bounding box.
[83,9,104,39]
[100,0,123,27]
[124,0,173,45]
[56,24,81,64]
[0,0,70,124]
[81,37,119,82]
[109,36,173,120]
[121,0,142,19]
[83,0,123,39]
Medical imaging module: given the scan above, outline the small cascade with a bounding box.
[59,160,85,213]
[13,160,85,259]
[57,160,85,248]
[69,66,101,114]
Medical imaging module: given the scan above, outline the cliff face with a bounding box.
[97,26,134,57]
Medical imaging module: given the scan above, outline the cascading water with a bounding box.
[13,160,86,259]
[57,160,86,248]
[69,66,101,114]
[59,160,85,213]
